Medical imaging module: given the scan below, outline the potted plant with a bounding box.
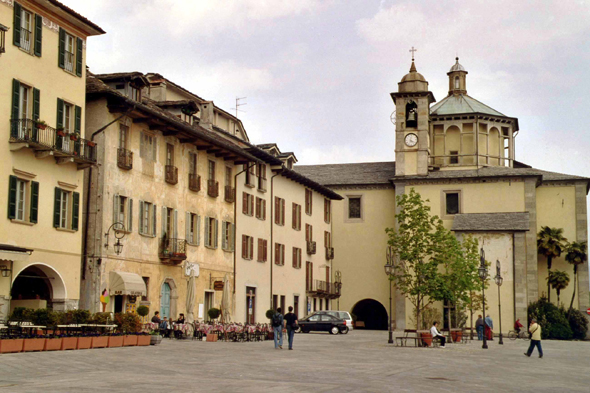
[70,133,79,141]
[44,335,63,351]
[208,308,221,321]
[137,305,149,320]
[107,333,124,348]
[91,334,108,348]
[265,309,275,340]
[87,140,96,147]
[35,120,47,130]
[77,334,92,349]
[61,334,78,350]
[56,127,66,136]
[23,336,46,352]
[149,331,162,346]
[0,337,24,353]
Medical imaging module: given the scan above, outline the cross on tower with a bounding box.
[409,46,417,61]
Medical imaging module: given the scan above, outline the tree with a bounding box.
[565,241,587,311]
[547,270,570,305]
[385,189,448,329]
[537,226,567,303]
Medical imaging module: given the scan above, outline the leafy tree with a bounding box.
[565,241,587,311]
[547,270,570,305]
[537,226,567,302]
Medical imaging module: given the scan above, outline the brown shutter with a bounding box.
[292,203,296,229]
[257,239,262,261]
[282,245,285,266]
[262,200,266,220]
[274,197,279,224]
[242,235,247,259]
[242,192,248,215]
[250,237,254,260]
[306,262,310,290]
[281,199,285,225]
[310,191,313,214]
[256,198,260,218]
[263,240,267,261]
[305,224,309,242]
[274,243,279,264]
[326,266,330,283]
[292,248,296,268]
[250,195,254,217]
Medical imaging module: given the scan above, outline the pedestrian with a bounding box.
[524,318,543,358]
[152,311,161,324]
[272,307,284,349]
[284,306,298,350]
[485,314,494,341]
[475,315,484,341]
[430,321,446,348]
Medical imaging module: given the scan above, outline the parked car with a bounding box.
[324,310,354,331]
[298,312,349,334]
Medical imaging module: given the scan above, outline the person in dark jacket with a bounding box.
[151,311,161,324]
[475,315,484,340]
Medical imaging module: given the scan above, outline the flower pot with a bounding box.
[0,339,24,353]
[91,336,108,348]
[108,336,124,348]
[451,330,462,343]
[137,335,151,346]
[57,131,66,137]
[123,335,138,346]
[77,336,92,349]
[44,337,63,351]
[150,335,162,346]
[87,141,96,147]
[70,135,78,141]
[23,338,46,352]
[420,332,433,347]
[206,333,218,342]
[61,336,78,350]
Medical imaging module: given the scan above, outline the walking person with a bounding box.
[524,318,543,358]
[284,306,298,350]
[475,315,484,341]
[485,314,494,341]
[430,321,446,348]
[272,307,284,349]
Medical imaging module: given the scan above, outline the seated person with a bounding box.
[174,314,186,338]
[430,321,446,348]
[159,317,170,338]
[177,313,185,324]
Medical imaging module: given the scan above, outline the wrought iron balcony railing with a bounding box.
[207,179,219,198]
[117,148,133,170]
[189,174,201,192]
[306,241,316,255]
[224,185,235,203]
[326,247,334,260]
[159,237,187,264]
[306,279,341,298]
[165,165,178,185]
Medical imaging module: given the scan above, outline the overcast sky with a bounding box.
[66,0,590,177]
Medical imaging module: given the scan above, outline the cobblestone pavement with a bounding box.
[0,330,588,392]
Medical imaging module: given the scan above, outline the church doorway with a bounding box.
[351,299,388,330]
[10,263,66,311]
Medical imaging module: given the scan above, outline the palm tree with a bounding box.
[537,226,567,302]
[565,241,588,311]
[546,270,570,305]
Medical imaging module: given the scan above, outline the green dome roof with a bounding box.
[430,94,504,116]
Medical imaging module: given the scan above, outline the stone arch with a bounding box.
[160,277,178,319]
[489,127,500,165]
[12,263,67,300]
[445,125,461,165]
[351,298,388,330]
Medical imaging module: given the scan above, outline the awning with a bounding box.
[109,271,147,296]
[0,244,33,262]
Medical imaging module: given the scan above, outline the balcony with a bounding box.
[9,119,97,169]
[189,174,201,192]
[224,186,235,203]
[306,280,341,299]
[207,179,219,198]
[117,148,133,170]
[306,241,317,255]
[159,237,187,265]
[165,165,178,185]
[325,247,334,260]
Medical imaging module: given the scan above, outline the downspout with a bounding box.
[233,162,257,294]
[269,167,284,309]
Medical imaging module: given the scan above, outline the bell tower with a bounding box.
[390,48,436,176]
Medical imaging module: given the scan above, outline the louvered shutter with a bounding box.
[214,219,218,249]
[74,105,81,133]
[257,239,261,261]
[292,203,296,229]
[221,222,227,250]
[281,199,285,225]
[8,176,17,219]
[152,205,157,236]
[292,248,296,268]
[249,236,253,259]
[205,217,210,247]
[230,224,235,252]
[161,206,166,238]
[250,195,254,216]
[185,212,190,243]
[139,201,144,234]
[256,198,260,218]
[34,14,42,57]
[112,194,119,224]
[58,27,65,69]
[13,2,21,47]
[11,80,20,138]
[75,37,83,77]
[274,197,279,224]
[127,199,133,232]
[32,88,40,141]
[174,209,178,239]
[196,215,201,246]
[30,181,39,223]
[242,192,247,215]
[242,235,247,258]
[53,188,61,227]
[56,98,64,150]
[263,200,266,220]
[72,191,80,231]
[275,243,279,265]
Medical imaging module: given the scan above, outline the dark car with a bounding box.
[298,311,349,334]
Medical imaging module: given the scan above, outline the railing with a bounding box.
[325,247,334,260]
[429,154,513,168]
[159,237,187,264]
[65,51,75,72]
[307,241,316,255]
[307,280,341,297]
[117,148,133,170]
[165,165,178,185]
[208,179,219,197]
[189,174,201,192]
[224,186,235,203]
[20,28,31,52]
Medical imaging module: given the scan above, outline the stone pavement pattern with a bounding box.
[0,331,588,392]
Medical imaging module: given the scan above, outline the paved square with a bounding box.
[0,331,588,392]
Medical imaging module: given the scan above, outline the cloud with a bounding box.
[297,145,384,165]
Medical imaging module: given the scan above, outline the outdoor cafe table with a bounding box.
[57,324,117,335]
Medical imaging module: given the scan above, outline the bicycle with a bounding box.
[508,329,530,341]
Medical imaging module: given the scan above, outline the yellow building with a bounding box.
[297,58,589,333]
[0,0,104,318]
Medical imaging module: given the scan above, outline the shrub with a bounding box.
[32,308,58,327]
[546,322,573,340]
[208,308,221,320]
[137,305,149,317]
[9,307,34,321]
[567,308,589,340]
[72,309,90,324]
[118,312,141,333]
[528,297,575,340]
[90,312,112,325]
[265,309,275,320]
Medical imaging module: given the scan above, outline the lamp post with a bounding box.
[105,222,127,255]
[494,260,504,345]
[478,247,488,349]
[335,270,342,310]
[385,246,395,344]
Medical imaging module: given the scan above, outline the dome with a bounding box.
[449,57,465,72]
[400,61,426,82]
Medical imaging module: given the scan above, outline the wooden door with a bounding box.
[160,283,171,318]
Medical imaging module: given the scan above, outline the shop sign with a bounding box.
[214,281,224,291]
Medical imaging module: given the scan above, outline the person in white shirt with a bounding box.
[430,321,446,348]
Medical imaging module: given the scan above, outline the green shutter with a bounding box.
[53,187,61,227]
[13,2,21,48]
[11,79,20,138]
[32,88,40,142]
[75,37,83,77]
[30,181,39,224]
[72,191,80,231]
[34,14,42,57]
[56,98,64,149]
[74,105,81,133]
[58,27,65,69]
[8,175,17,219]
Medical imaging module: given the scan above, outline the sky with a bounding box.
[65,0,590,175]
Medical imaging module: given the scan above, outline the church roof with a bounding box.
[449,58,466,73]
[295,162,396,186]
[452,212,530,232]
[430,94,505,117]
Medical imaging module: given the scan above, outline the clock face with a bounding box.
[405,133,418,147]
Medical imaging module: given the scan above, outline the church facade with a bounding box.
[296,58,589,333]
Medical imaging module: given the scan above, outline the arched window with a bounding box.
[454,76,460,89]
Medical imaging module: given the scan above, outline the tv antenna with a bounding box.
[231,97,247,118]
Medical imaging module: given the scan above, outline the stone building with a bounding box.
[0,0,104,318]
[297,58,590,333]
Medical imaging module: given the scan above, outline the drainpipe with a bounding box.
[269,167,284,309]
[233,162,257,295]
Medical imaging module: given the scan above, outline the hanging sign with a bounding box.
[214,281,224,291]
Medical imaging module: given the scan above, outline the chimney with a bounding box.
[198,101,214,130]
[149,81,167,101]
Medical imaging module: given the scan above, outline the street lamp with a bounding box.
[105,222,127,255]
[334,270,342,310]
[494,260,504,345]
[385,245,395,344]
[478,247,488,349]
[0,265,11,278]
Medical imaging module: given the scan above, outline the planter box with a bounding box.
[44,338,63,351]
[205,333,218,342]
[0,339,24,353]
[108,336,124,348]
[77,336,92,350]
[91,336,108,348]
[24,338,46,352]
[420,332,433,347]
[150,335,162,346]
[451,330,463,343]
[138,335,151,346]
[123,335,138,346]
[61,336,78,350]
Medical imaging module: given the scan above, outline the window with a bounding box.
[164,207,174,238]
[204,217,218,248]
[305,189,313,215]
[53,187,79,231]
[454,76,460,89]
[324,231,331,249]
[348,197,361,219]
[8,176,38,224]
[274,243,285,266]
[129,85,141,101]
[15,178,26,221]
[225,167,232,187]
[119,124,129,149]
[255,197,266,220]
[189,152,197,175]
[305,224,313,242]
[257,239,268,262]
[13,3,42,56]
[208,160,216,181]
[445,192,460,215]
[166,144,174,166]
[292,203,301,230]
[140,132,157,162]
[59,27,83,76]
[221,221,235,252]
[257,163,267,191]
[292,247,302,269]
[324,199,331,223]
[306,261,313,292]
[186,212,200,245]
[113,194,133,231]
[0,24,6,54]
[142,277,149,302]
[19,82,31,120]
[242,235,254,259]
[274,197,285,226]
[244,164,255,187]
[242,192,254,216]
[139,201,157,236]
[450,151,459,165]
